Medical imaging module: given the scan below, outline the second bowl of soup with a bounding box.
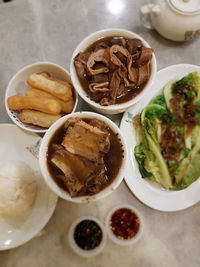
[70,28,157,114]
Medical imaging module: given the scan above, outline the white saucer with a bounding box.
[0,124,58,250]
[120,64,200,212]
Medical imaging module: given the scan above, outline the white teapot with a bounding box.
[140,0,200,41]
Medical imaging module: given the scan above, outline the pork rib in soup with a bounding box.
[47,118,123,197]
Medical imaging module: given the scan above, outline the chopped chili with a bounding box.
[110,208,140,240]
[73,220,102,250]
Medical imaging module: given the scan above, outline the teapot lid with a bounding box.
[169,0,200,14]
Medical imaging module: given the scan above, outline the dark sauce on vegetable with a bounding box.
[74,220,102,250]
[77,36,151,104]
[171,79,197,128]
[110,208,140,240]
[47,118,123,195]
[160,79,197,164]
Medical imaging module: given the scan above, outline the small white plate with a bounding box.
[120,64,200,212]
[0,124,58,250]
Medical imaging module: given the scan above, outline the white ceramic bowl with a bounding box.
[70,28,157,115]
[5,62,78,133]
[39,111,127,203]
[68,216,107,257]
[105,204,144,246]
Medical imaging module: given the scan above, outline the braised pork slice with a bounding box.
[50,143,107,196]
[51,149,74,177]
[51,149,85,196]
[92,73,109,83]
[138,63,150,86]
[110,69,121,101]
[87,49,109,75]
[94,41,109,51]
[126,39,142,54]
[51,148,95,182]
[89,82,110,93]
[57,175,85,197]
[89,119,109,132]
[62,120,110,161]
[137,47,152,66]
[74,52,90,80]
[110,45,129,66]
[127,56,138,83]
[63,117,81,129]
[117,83,128,98]
[85,163,107,195]
[89,90,110,102]
[89,82,110,102]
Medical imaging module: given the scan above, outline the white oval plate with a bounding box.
[120,64,200,212]
[0,124,58,250]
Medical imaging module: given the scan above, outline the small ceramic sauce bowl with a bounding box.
[105,204,144,246]
[68,216,107,257]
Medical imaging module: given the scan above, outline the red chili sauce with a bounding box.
[110,208,140,240]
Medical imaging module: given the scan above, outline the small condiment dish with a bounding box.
[68,216,107,257]
[5,62,78,133]
[105,204,144,246]
[70,28,157,115]
[39,111,128,203]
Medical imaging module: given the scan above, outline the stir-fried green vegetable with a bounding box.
[134,72,200,190]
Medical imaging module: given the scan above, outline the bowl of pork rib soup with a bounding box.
[39,112,127,203]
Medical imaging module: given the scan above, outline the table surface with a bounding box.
[0,0,200,266]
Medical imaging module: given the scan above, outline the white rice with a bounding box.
[0,160,37,217]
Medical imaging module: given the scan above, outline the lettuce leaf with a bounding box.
[188,72,200,98]
[134,72,200,190]
[139,104,172,189]
[134,144,152,178]
[163,79,176,113]
[142,127,172,189]
[150,95,167,109]
[174,126,200,186]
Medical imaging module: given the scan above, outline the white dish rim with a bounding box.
[0,123,58,250]
[120,64,200,212]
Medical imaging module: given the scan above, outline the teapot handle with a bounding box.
[140,4,160,30]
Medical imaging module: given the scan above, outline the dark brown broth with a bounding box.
[77,36,151,104]
[47,118,123,194]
